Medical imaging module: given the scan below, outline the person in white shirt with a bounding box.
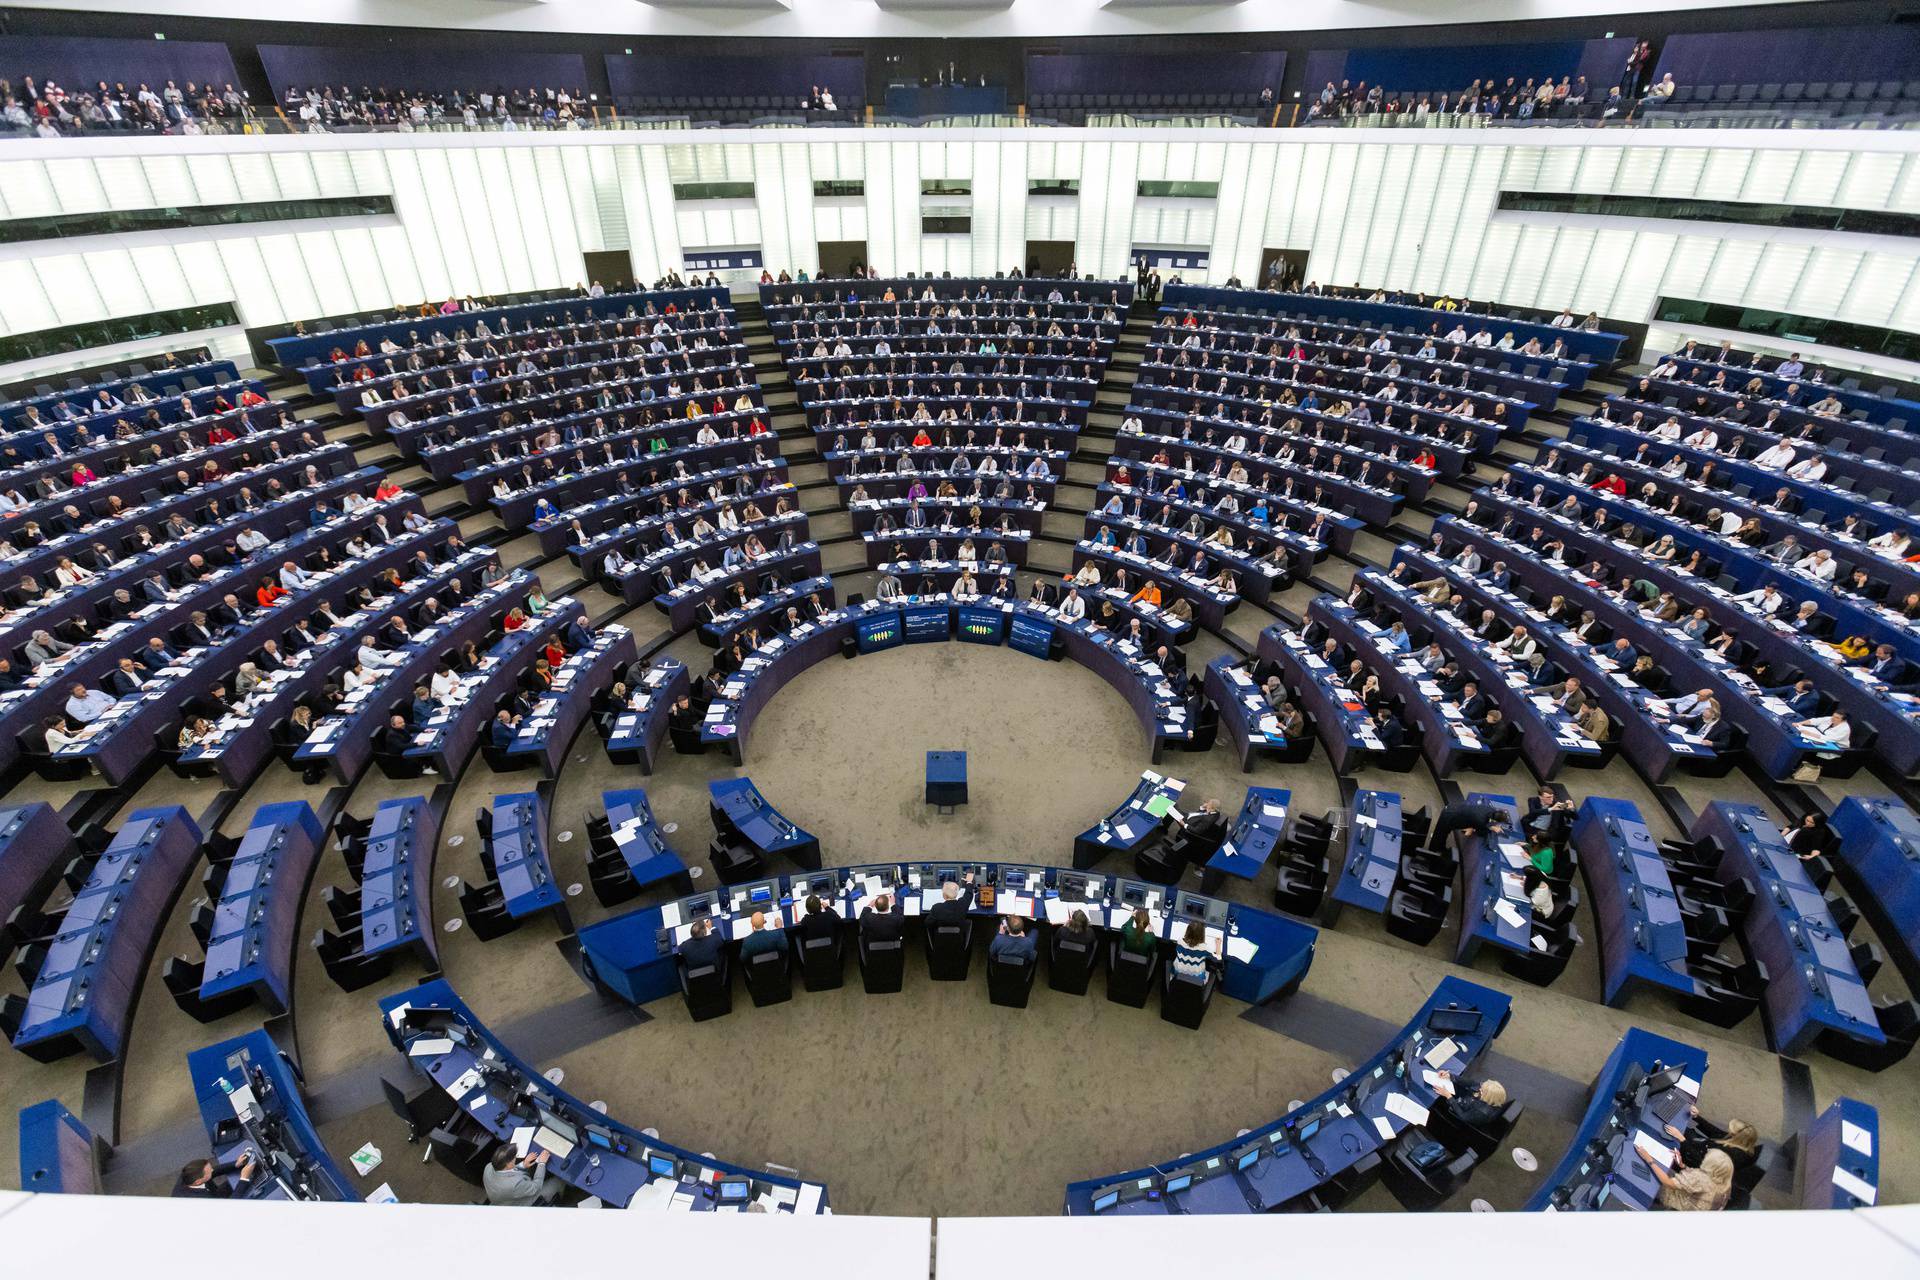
[358,637,401,669]
[1799,710,1851,751]
[1468,330,1494,348]
[429,668,461,700]
[236,527,269,554]
[1059,587,1087,620]
[66,683,115,723]
[1713,509,1743,537]
[1752,440,1795,470]
[1493,625,1537,660]
[1785,456,1827,483]
[1869,530,1911,557]
[1683,426,1719,450]
[1550,309,1575,328]
[1652,418,1683,442]
[280,561,314,590]
[1797,549,1838,583]
[1735,584,1786,615]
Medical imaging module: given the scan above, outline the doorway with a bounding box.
[583,250,636,292]
[817,240,869,279]
[1259,248,1309,291]
[1025,238,1075,277]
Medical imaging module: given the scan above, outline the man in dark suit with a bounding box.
[489,709,520,749]
[1864,644,1909,686]
[102,588,139,621]
[105,658,147,698]
[1768,679,1822,717]
[1524,788,1575,844]
[926,871,976,926]
[173,1151,259,1198]
[1170,798,1227,866]
[378,713,415,758]
[678,917,725,972]
[859,891,905,944]
[1457,681,1490,722]
[1430,796,1513,847]
[1697,705,1732,750]
[1477,708,1514,751]
[139,637,179,670]
[775,892,831,946]
[1374,708,1406,751]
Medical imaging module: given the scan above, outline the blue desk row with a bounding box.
[356,796,441,968]
[1800,1097,1880,1209]
[1572,798,1695,1007]
[199,800,325,1013]
[1327,790,1405,917]
[186,1028,358,1200]
[382,978,828,1212]
[0,803,75,945]
[13,805,201,1062]
[1692,801,1883,1056]
[1829,797,1920,995]
[711,776,821,870]
[576,860,1318,1014]
[1067,975,1510,1214]
[1525,1026,1708,1210]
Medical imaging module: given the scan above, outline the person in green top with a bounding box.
[1527,836,1558,879]
[1119,906,1158,956]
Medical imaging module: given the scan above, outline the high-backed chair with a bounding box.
[925,921,974,981]
[1106,940,1159,1007]
[986,946,1038,1008]
[678,954,733,1021]
[743,947,793,1007]
[1048,927,1099,995]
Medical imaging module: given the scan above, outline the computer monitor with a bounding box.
[716,1176,752,1202]
[1234,1143,1263,1171]
[1091,1188,1121,1213]
[1172,890,1228,927]
[1162,1172,1193,1194]
[1427,1006,1482,1036]
[647,1152,680,1179]
[1116,878,1152,907]
[584,1128,613,1150]
[1296,1118,1321,1141]
[1644,1065,1685,1094]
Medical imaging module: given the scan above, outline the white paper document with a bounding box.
[1842,1120,1874,1157]
[1832,1166,1877,1204]
[1384,1094,1430,1126]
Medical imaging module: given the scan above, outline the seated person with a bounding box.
[739,910,786,960]
[1169,918,1219,981]
[173,1150,261,1198]
[989,915,1039,963]
[1638,1143,1735,1212]
[1430,1073,1507,1128]
[483,1144,559,1207]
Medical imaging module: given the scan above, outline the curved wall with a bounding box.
[0,126,1916,377]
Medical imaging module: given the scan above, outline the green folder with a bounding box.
[1145,794,1174,818]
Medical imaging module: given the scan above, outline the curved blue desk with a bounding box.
[576,860,1316,1014]
[1572,798,1695,1007]
[17,1099,100,1194]
[1801,1097,1880,1209]
[1329,790,1404,918]
[1065,975,1510,1214]
[1829,797,1920,995]
[356,796,440,969]
[199,800,325,1014]
[1525,1026,1707,1211]
[186,1029,357,1200]
[710,777,821,870]
[14,805,202,1062]
[380,979,828,1212]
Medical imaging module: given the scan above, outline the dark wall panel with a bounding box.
[1025,51,1285,96]
[1654,25,1920,85]
[258,45,589,96]
[0,34,241,91]
[604,52,865,105]
[1308,36,1634,94]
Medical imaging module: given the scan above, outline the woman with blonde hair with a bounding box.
[1641,1144,1734,1210]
